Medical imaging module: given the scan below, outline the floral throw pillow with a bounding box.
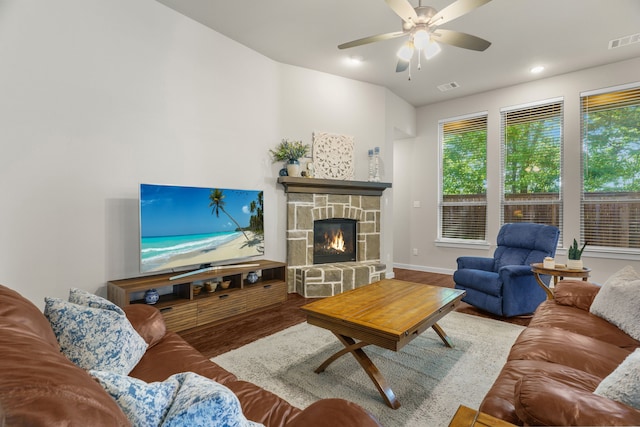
[90,371,263,427]
[91,370,179,427]
[44,294,147,374]
[162,372,263,427]
[69,287,125,315]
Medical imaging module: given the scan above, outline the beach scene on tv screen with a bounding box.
[140,184,264,273]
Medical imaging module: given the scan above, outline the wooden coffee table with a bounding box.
[300,279,466,409]
[449,405,517,427]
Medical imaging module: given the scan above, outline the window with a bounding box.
[500,99,563,237]
[581,84,640,250]
[439,113,487,241]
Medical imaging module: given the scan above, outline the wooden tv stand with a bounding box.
[108,260,287,332]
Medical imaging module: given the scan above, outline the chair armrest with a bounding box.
[554,280,601,311]
[498,264,533,278]
[457,256,495,272]
[515,374,640,426]
[124,304,167,348]
[286,399,382,427]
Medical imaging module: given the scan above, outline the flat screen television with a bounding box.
[139,183,264,274]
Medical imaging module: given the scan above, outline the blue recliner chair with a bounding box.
[453,222,559,317]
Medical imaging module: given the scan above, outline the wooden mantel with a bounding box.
[277,177,392,196]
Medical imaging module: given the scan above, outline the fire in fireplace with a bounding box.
[313,218,357,264]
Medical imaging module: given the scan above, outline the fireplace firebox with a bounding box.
[313,218,357,264]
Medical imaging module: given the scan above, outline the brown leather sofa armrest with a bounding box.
[514,374,640,426]
[286,399,382,427]
[553,280,600,311]
[124,304,166,348]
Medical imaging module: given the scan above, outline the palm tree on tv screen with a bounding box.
[208,188,250,241]
[249,191,264,235]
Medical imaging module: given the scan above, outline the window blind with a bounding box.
[581,84,640,250]
[500,99,563,240]
[440,113,487,240]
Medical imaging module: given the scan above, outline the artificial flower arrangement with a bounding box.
[269,139,309,162]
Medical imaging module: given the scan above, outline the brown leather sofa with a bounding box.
[479,280,640,426]
[0,284,381,427]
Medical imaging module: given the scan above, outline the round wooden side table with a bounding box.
[530,262,591,300]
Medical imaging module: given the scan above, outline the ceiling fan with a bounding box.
[339,0,492,77]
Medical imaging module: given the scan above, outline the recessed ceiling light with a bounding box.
[348,55,364,65]
[530,65,545,74]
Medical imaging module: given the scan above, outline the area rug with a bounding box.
[212,311,524,427]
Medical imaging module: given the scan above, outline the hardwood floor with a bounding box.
[393,269,533,328]
[180,293,312,358]
[180,269,530,358]
[393,268,457,287]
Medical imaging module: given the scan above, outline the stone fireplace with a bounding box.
[278,177,391,297]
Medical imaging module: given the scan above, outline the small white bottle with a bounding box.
[368,149,375,182]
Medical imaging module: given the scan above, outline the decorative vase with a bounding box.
[279,167,288,176]
[566,259,583,270]
[144,288,159,305]
[204,281,217,293]
[247,271,259,284]
[286,159,300,177]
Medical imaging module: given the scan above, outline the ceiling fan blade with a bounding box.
[396,59,410,72]
[432,29,491,51]
[428,0,492,27]
[385,0,419,24]
[338,31,405,49]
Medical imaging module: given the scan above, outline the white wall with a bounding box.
[394,57,640,283]
[385,91,417,273]
[0,0,412,307]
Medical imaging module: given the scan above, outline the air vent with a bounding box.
[437,81,460,92]
[609,33,640,49]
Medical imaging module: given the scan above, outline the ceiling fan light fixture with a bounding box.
[397,41,415,61]
[338,0,493,75]
[413,29,430,50]
[424,40,441,60]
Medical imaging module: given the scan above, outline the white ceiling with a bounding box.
[155,0,640,107]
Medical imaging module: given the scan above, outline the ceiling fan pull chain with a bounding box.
[408,58,412,81]
[417,50,422,70]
